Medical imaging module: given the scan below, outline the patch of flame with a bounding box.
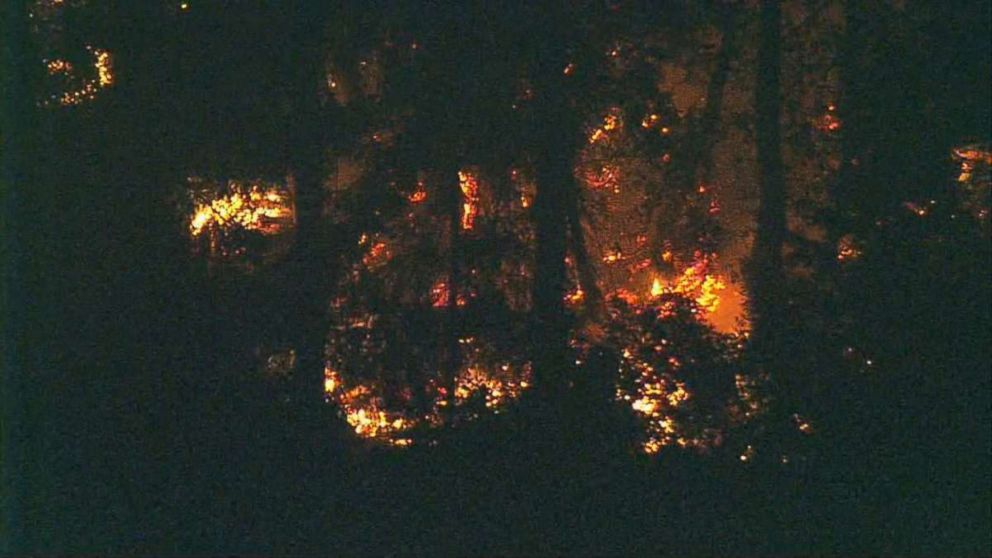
[189,182,291,237]
[459,170,480,230]
[46,47,114,107]
[588,110,621,144]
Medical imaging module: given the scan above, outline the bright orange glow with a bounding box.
[458,170,480,230]
[323,349,531,446]
[588,111,621,144]
[94,48,113,86]
[325,368,414,441]
[602,249,623,264]
[408,188,427,203]
[362,241,392,268]
[645,254,748,334]
[649,257,726,314]
[189,181,292,237]
[430,278,467,308]
[836,234,862,262]
[46,47,114,107]
[46,59,72,74]
[564,287,585,305]
[584,164,621,192]
[815,105,841,132]
[650,277,664,297]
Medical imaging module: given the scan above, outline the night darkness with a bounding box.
[3,1,990,555]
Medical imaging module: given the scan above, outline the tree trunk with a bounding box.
[2,0,35,550]
[567,190,604,322]
[531,86,579,399]
[438,162,462,413]
[287,10,332,415]
[750,0,787,366]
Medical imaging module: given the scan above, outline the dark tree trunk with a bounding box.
[444,164,463,409]
[567,191,604,322]
[525,5,583,400]
[695,6,738,187]
[750,0,787,366]
[2,1,35,551]
[531,83,579,399]
[286,9,332,415]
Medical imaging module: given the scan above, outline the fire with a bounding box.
[322,348,532,446]
[362,241,392,268]
[46,59,72,74]
[584,164,621,192]
[458,170,480,230]
[815,103,841,132]
[45,47,115,107]
[564,287,585,305]
[588,111,621,144]
[836,234,862,262]
[189,182,291,237]
[408,189,427,203]
[452,363,531,410]
[649,258,726,314]
[324,367,414,441]
[94,48,114,86]
[430,278,467,308]
[650,277,664,297]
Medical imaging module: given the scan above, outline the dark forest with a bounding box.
[2,1,990,555]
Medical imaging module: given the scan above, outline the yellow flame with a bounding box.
[458,170,480,230]
[189,185,291,237]
[94,49,113,87]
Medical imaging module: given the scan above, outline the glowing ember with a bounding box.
[94,48,113,87]
[815,104,841,132]
[452,362,532,410]
[362,241,392,268]
[189,181,291,237]
[584,164,621,192]
[836,234,862,262]
[408,189,427,203]
[588,110,622,144]
[322,345,531,446]
[649,257,727,314]
[324,367,414,440]
[45,47,114,107]
[459,170,480,230]
[430,278,467,308]
[564,287,585,305]
[46,59,72,74]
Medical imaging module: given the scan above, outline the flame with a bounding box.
[322,349,531,446]
[836,234,862,262]
[94,49,114,87]
[46,47,114,107]
[362,241,392,268]
[46,59,72,74]
[324,367,414,440]
[564,287,585,305]
[815,105,841,132]
[649,259,726,314]
[458,170,480,230]
[408,189,427,203]
[650,277,664,297]
[584,164,621,192]
[430,278,467,308]
[189,182,291,237]
[588,111,621,144]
